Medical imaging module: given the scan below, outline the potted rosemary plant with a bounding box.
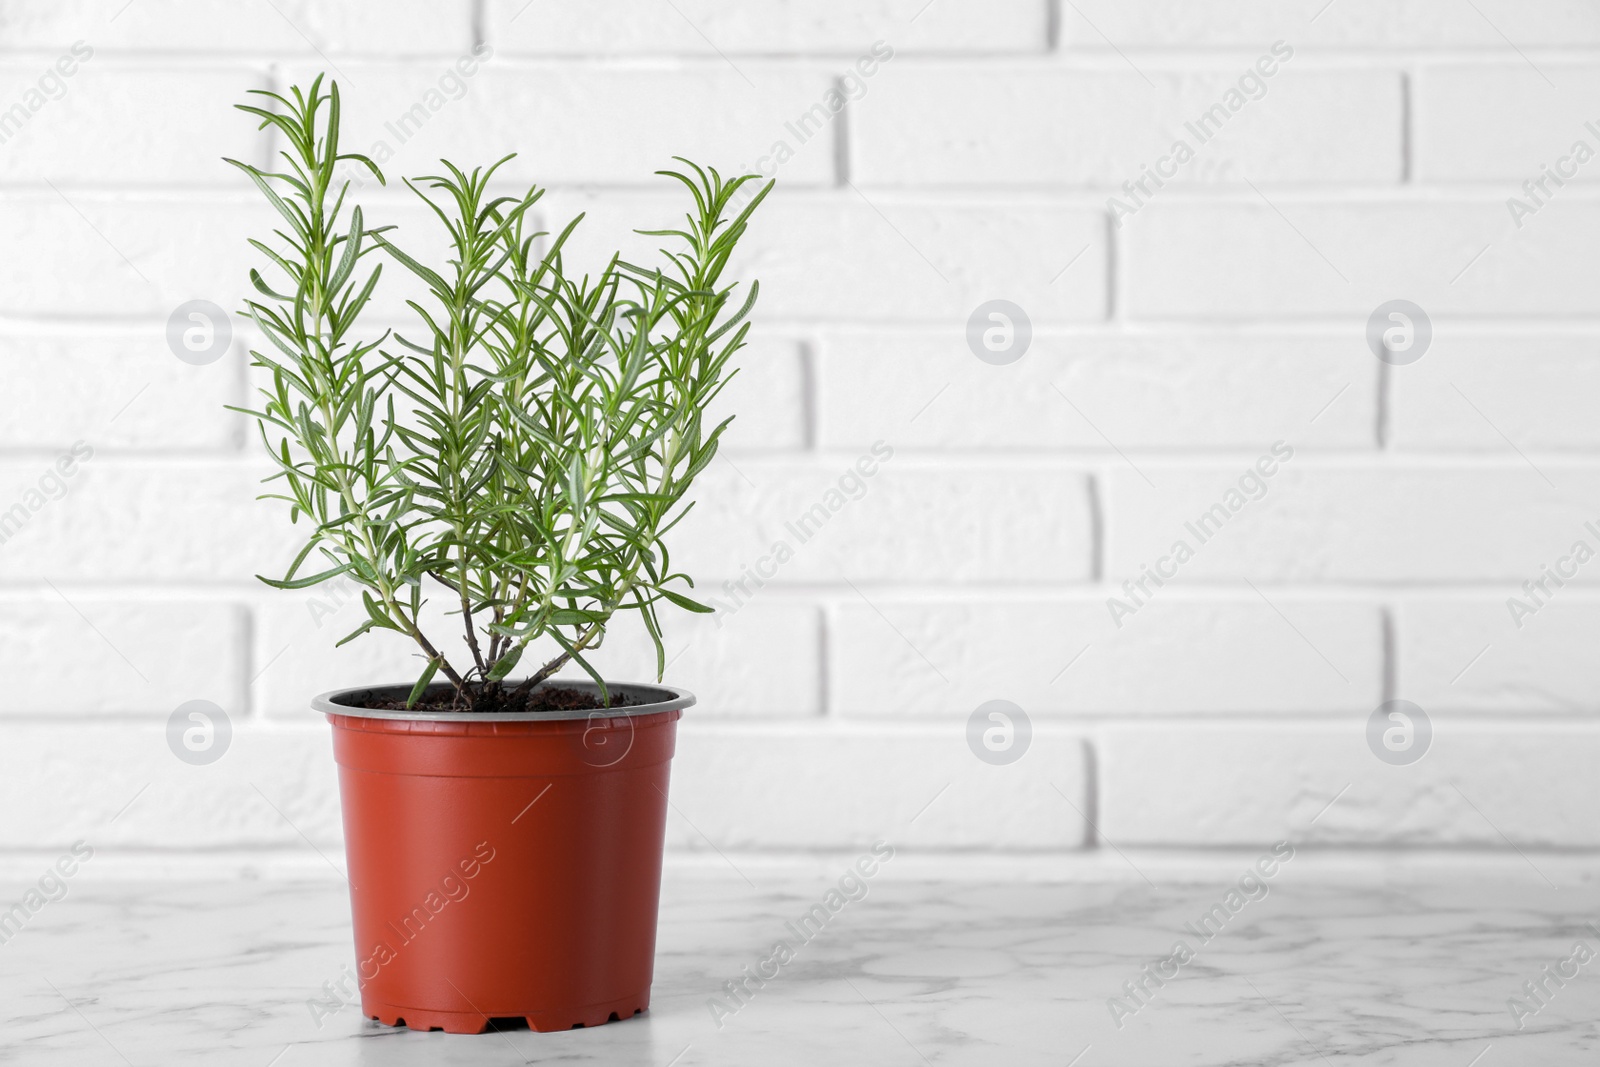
[227,77,770,1033]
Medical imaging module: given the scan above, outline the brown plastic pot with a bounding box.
[314,681,692,1034]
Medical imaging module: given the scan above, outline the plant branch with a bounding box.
[233,81,770,711]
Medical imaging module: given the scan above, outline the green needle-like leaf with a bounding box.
[231,75,770,710]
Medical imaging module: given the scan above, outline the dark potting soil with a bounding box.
[357,685,641,714]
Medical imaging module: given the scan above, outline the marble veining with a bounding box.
[2,864,1598,1065]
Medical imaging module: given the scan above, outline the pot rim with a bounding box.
[312,679,694,723]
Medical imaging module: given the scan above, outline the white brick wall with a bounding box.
[1058,1,1600,48]
[1416,65,1600,183]
[853,67,1404,186]
[815,332,1378,449]
[1,1,1596,869]
[482,0,1048,56]
[830,598,1385,715]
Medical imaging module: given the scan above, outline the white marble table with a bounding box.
[3,858,1598,1065]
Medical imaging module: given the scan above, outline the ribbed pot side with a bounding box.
[317,682,691,1034]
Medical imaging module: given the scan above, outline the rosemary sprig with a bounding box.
[227,76,772,709]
